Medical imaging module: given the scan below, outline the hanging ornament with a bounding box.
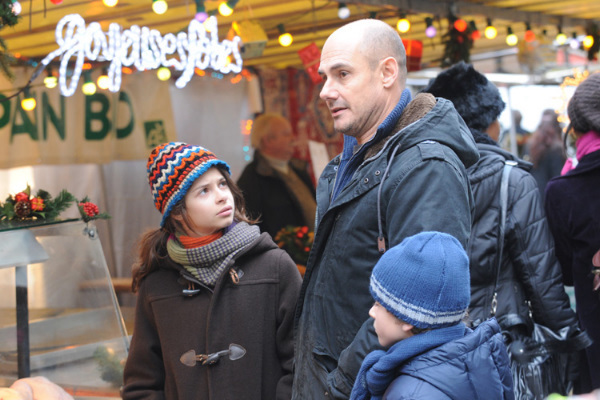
[50,0,63,4]
[441,14,474,67]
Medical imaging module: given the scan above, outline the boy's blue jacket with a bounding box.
[383,319,514,399]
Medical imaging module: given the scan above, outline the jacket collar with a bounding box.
[561,149,600,177]
[253,150,306,177]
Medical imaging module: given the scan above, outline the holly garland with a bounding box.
[0,185,110,225]
[441,15,474,68]
[78,196,111,223]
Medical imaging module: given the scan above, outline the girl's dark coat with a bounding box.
[122,233,302,399]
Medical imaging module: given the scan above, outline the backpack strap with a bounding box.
[490,160,517,316]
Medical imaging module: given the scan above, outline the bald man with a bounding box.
[292,19,479,399]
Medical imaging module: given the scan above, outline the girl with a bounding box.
[122,142,301,399]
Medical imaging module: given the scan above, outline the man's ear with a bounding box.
[380,56,399,88]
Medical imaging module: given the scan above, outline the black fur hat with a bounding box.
[422,61,505,132]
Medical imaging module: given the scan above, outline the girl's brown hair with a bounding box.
[131,167,256,292]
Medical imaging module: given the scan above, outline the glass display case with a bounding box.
[0,220,131,398]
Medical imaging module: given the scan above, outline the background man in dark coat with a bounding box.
[237,113,316,238]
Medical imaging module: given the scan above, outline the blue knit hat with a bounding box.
[147,142,231,227]
[370,232,470,329]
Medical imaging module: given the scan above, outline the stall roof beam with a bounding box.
[341,0,594,28]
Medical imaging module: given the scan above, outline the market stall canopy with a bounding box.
[1,0,599,72]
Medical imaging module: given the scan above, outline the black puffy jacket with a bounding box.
[467,142,579,336]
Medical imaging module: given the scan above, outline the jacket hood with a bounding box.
[398,319,512,398]
[382,97,480,169]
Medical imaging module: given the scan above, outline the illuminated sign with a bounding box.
[40,14,243,97]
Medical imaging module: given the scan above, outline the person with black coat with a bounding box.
[237,113,316,238]
[545,72,600,391]
[422,62,589,398]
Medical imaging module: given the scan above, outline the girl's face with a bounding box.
[178,167,235,237]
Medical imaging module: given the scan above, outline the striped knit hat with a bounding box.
[147,142,231,226]
[370,232,470,329]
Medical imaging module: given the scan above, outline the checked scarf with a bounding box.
[167,222,261,287]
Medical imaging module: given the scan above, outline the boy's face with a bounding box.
[369,301,414,347]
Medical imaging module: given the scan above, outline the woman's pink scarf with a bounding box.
[561,130,600,175]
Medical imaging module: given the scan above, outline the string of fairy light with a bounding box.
[11,0,251,112]
[9,0,599,112]
[392,12,596,49]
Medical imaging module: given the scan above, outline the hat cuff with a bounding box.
[371,276,466,329]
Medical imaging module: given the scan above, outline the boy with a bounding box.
[351,232,514,400]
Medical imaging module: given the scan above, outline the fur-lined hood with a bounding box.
[362,92,479,170]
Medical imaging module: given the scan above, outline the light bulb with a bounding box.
[279,33,293,47]
[485,25,497,39]
[12,1,21,15]
[82,81,97,95]
[525,30,536,42]
[21,97,36,111]
[44,75,58,89]
[103,0,118,7]
[218,2,233,17]
[425,25,437,38]
[337,3,350,20]
[583,35,594,49]
[396,18,410,33]
[152,0,168,15]
[556,33,567,45]
[157,67,171,81]
[570,38,580,50]
[97,74,110,90]
[454,19,467,33]
[195,11,208,22]
[506,34,518,46]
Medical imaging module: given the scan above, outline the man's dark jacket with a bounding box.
[292,94,479,399]
[237,150,316,238]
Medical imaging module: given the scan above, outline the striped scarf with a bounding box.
[167,222,261,287]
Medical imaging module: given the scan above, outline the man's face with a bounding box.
[264,119,295,161]
[318,36,385,143]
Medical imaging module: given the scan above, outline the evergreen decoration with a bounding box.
[274,225,314,266]
[77,196,111,223]
[0,185,76,223]
[93,346,124,387]
[441,14,474,68]
[0,185,110,227]
[0,1,19,81]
